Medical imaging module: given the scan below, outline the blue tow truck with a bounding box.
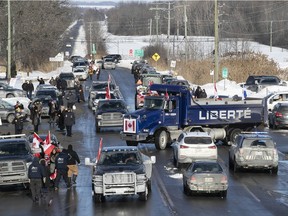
[120,84,269,150]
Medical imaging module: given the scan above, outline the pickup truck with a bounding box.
[121,84,270,150]
[0,134,33,187]
[85,146,156,202]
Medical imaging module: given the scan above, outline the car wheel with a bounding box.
[147,180,152,192]
[93,192,105,203]
[6,93,14,98]
[220,190,227,199]
[229,128,242,143]
[183,181,191,196]
[7,114,14,123]
[95,122,100,133]
[271,166,278,174]
[228,156,234,170]
[126,141,138,146]
[155,129,168,150]
[139,185,148,201]
[272,120,278,130]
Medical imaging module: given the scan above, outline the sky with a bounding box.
[5,19,288,103]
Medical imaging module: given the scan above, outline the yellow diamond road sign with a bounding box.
[152,53,160,62]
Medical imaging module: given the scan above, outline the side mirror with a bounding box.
[85,157,96,166]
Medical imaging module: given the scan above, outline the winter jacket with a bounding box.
[67,145,80,165]
[28,157,46,179]
[55,151,69,171]
[64,111,75,126]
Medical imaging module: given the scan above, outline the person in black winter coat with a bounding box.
[29,100,42,133]
[56,106,66,131]
[37,77,45,85]
[67,144,80,185]
[27,80,34,99]
[64,108,75,137]
[28,157,46,202]
[12,111,25,134]
[54,149,71,190]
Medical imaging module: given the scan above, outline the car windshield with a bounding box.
[184,137,212,144]
[242,138,274,148]
[98,151,141,165]
[98,101,126,111]
[142,77,162,86]
[60,74,74,80]
[192,163,222,173]
[92,83,115,91]
[36,91,56,99]
[144,98,164,109]
[95,94,116,100]
[0,142,29,156]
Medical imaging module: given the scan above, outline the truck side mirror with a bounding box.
[85,157,96,166]
[168,100,173,111]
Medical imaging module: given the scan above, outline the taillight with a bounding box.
[275,112,283,117]
[180,145,189,149]
[208,145,216,149]
[221,176,227,184]
[190,176,196,183]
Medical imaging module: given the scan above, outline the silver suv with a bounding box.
[229,132,278,174]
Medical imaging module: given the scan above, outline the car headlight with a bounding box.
[97,115,102,119]
[143,129,149,133]
[136,174,147,182]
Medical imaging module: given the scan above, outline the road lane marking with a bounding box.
[243,184,261,202]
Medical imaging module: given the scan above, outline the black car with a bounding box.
[269,103,288,129]
[244,75,283,92]
[58,72,76,89]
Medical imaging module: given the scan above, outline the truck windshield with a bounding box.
[144,98,164,109]
[0,142,29,156]
[142,77,162,86]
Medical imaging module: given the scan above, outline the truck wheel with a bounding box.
[220,190,227,199]
[7,114,14,123]
[155,130,168,150]
[271,166,278,174]
[139,185,148,201]
[229,128,242,144]
[183,181,191,196]
[6,93,14,98]
[126,141,138,146]
[233,160,239,173]
[93,192,105,203]
[95,122,100,133]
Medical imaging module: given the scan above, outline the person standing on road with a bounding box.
[64,90,76,109]
[56,106,66,131]
[28,157,46,202]
[54,148,71,190]
[64,108,75,137]
[12,109,25,134]
[22,80,29,97]
[27,80,34,99]
[29,100,42,133]
[37,77,45,85]
[67,144,80,185]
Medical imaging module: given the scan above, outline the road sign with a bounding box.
[152,53,160,62]
[222,67,228,79]
[170,60,176,68]
[129,49,133,56]
[134,49,144,57]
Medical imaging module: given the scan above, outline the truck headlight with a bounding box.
[26,162,32,170]
[97,115,102,119]
[136,174,147,182]
[143,129,149,133]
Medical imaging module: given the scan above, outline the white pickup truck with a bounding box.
[85,146,156,203]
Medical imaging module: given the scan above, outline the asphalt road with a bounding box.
[1,67,288,216]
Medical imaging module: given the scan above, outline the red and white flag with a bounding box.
[165,88,169,100]
[44,131,51,145]
[96,138,103,163]
[43,131,55,157]
[50,169,57,180]
[123,119,136,133]
[32,132,43,149]
[106,75,111,99]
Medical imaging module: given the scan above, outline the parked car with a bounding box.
[58,72,76,89]
[229,132,278,173]
[88,81,118,109]
[91,92,119,113]
[85,146,156,202]
[72,67,88,81]
[172,131,217,168]
[103,54,122,63]
[244,75,285,92]
[182,160,228,198]
[0,134,33,187]
[35,84,57,92]
[95,99,128,132]
[0,82,26,98]
[170,79,190,88]
[103,58,116,70]
[0,99,29,123]
[268,103,288,129]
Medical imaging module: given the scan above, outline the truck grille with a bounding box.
[102,113,123,120]
[0,161,26,172]
[103,173,136,184]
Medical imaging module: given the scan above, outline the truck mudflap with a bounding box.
[120,131,148,142]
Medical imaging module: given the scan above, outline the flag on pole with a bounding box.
[165,88,169,100]
[214,82,218,100]
[44,131,51,145]
[32,132,43,158]
[96,138,103,163]
[106,75,111,99]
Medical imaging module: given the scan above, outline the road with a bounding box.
[1,66,288,216]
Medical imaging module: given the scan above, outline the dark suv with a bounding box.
[244,75,283,92]
[0,134,33,187]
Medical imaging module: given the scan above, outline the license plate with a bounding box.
[204,177,213,183]
[255,151,263,156]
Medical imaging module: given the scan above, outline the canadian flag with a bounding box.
[106,75,111,99]
[123,119,136,133]
[32,132,43,158]
[96,138,103,163]
[50,169,57,180]
[43,131,51,145]
[214,82,219,100]
[43,131,55,157]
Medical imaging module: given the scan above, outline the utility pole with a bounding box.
[270,21,273,52]
[214,0,219,82]
[184,5,188,63]
[89,22,92,59]
[7,0,11,79]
